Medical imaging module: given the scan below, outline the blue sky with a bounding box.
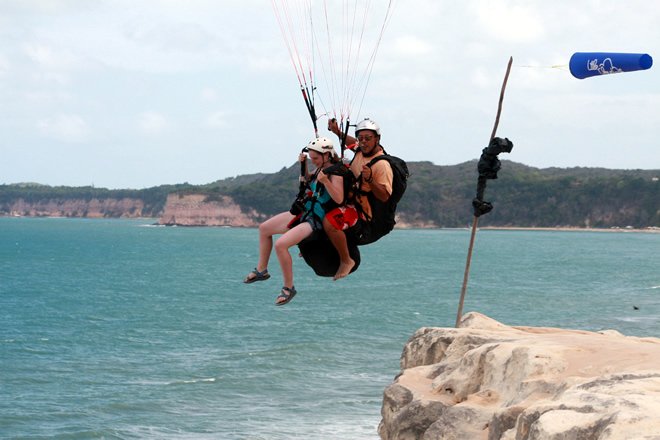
[1,0,659,189]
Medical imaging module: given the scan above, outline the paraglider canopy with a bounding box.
[569,52,653,79]
[271,0,396,134]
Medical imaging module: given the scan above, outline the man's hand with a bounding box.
[327,118,340,135]
[361,165,373,182]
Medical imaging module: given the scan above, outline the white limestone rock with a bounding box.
[379,312,660,440]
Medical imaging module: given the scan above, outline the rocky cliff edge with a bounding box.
[4,197,146,218]
[380,312,660,440]
[158,193,264,227]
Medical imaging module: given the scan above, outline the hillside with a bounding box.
[1,161,658,228]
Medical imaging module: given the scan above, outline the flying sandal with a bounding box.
[243,268,270,284]
[275,286,297,306]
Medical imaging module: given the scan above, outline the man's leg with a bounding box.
[323,216,355,280]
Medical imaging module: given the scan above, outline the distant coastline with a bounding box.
[479,226,660,234]
[2,160,659,229]
[4,215,659,235]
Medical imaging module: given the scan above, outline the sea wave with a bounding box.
[170,377,217,385]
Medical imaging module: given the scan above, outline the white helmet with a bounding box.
[355,118,381,136]
[304,136,336,155]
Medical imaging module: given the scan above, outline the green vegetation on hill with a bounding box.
[199,160,659,228]
[400,161,659,228]
[484,164,659,228]
[197,166,299,216]
[1,161,658,228]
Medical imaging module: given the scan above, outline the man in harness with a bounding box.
[325,117,394,280]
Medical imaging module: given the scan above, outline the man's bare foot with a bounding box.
[333,259,355,281]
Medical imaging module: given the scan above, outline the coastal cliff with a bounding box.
[380,312,660,440]
[3,197,146,218]
[157,193,264,227]
[156,193,431,227]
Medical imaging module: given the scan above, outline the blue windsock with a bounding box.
[569,52,653,79]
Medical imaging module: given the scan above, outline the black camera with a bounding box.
[289,198,305,216]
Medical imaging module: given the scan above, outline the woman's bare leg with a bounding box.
[245,212,294,281]
[274,222,312,289]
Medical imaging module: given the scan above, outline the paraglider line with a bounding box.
[301,86,319,137]
[340,118,351,159]
[272,0,397,140]
[354,0,396,118]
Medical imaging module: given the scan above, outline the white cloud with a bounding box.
[471,1,545,43]
[204,111,228,129]
[122,21,217,52]
[23,43,83,71]
[200,88,217,102]
[471,67,492,89]
[25,89,72,103]
[137,112,168,135]
[245,52,290,73]
[393,35,433,56]
[37,114,89,142]
[0,54,8,75]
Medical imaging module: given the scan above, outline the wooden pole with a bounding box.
[455,56,513,328]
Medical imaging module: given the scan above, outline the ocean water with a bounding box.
[1,217,659,439]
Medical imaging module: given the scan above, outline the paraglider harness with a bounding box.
[288,157,356,230]
[289,121,356,221]
[290,153,362,277]
[287,166,322,228]
[351,148,409,245]
[290,142,408,277]
[290,146,408,244]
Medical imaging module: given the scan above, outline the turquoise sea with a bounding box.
[1,217,659,439]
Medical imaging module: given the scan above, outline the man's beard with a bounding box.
[361,145,381,157]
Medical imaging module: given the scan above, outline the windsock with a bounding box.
[569,52,653,79]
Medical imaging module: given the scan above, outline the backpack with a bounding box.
[360,152,409,245]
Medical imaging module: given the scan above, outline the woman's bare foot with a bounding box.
[333,259,355,281]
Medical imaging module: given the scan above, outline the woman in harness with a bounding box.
[243,137,345,306]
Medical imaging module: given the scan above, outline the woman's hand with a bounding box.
[299,152,307,163]
[317,170,330,185]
